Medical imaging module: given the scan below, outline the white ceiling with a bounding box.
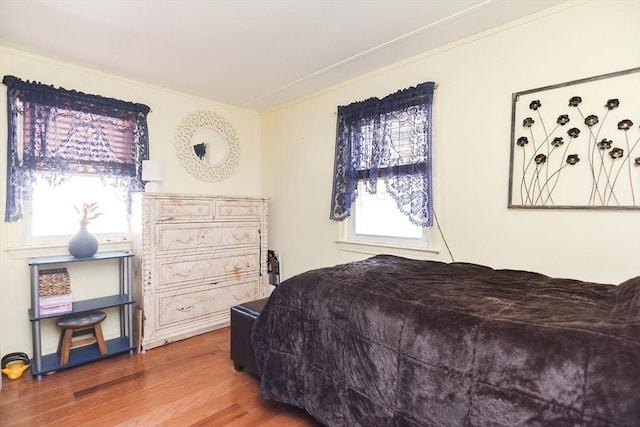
[0,0,564,112]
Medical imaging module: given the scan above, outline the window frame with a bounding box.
[336,182,433,257]
[23,172,133,247]
[336,220,436,258]
[3,75,150,227]
[332,82,439,258]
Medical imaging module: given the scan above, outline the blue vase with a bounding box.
[68,225,99,258]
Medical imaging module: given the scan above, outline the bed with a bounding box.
[251,255,640,426]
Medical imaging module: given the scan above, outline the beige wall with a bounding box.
[0,47,262,356]
[261,1,640,282]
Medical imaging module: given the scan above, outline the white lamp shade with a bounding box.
[142,160,164,182]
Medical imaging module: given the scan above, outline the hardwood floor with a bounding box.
[0,327,322,426]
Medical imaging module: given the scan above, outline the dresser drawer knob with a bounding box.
[176,303,194,312]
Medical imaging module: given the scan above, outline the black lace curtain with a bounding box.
[3,75,150,222]
[330,81,435,226]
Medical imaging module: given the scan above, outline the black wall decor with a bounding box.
[509,67,640,209]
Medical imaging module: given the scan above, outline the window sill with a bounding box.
[335,240,438,259]
[5,240,132,260]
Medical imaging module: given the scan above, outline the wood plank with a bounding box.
[0,328,321,427]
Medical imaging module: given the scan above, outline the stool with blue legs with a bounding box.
[56,310,108,366]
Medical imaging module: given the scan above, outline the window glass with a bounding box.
[347,182,428,248]
[30,174,129,237]
[354,182,422,239]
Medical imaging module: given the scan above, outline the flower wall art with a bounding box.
[508,67,640,209]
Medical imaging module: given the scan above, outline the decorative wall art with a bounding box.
[508,67,640,209]
[175,110,240,182]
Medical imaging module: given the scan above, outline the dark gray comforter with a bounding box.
[252,255,640,426]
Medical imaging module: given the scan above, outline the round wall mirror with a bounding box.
[175,111,240,182]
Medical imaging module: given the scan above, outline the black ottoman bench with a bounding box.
[230,297,269,375]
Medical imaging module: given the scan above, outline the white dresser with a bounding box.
[131,193,269,350]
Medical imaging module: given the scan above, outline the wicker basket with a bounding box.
[39,268,71,297]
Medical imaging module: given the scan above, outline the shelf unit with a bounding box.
[28,251,135,379]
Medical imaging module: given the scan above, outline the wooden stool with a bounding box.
[56,311,108,366]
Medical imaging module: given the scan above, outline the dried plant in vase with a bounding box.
[74,202,103,227]
[68,202,103,258]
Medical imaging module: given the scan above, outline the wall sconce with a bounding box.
[142,160,163,193]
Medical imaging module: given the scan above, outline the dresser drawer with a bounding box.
[156,249,259,289]
[156,198,215,221]
[215,199,263,220]
[156,222,260,253]
[156,279,259,328]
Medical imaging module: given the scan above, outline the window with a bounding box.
[330,82,435,249]
[3,75,150,242]
[347,181,427,248]
[30,175,129,238]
